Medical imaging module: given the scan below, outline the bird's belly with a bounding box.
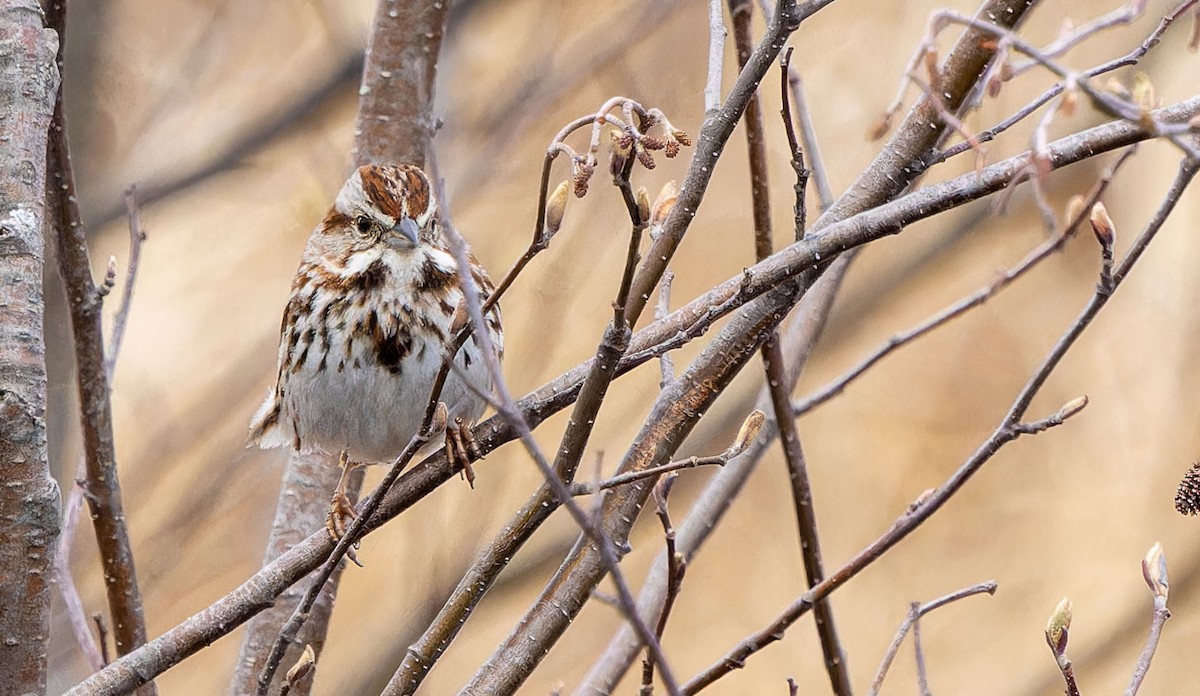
[284,338,491,464]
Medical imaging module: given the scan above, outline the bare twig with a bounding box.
[45,2,153,682]
[912,606,931,696]
[255,424,439,694]
[641,477,686,695]
[107,187,147,378]
[705,0,726,116]
[628,0,834,322]
[681,154,1200,693]
[869,581,997,695]
[1127,543,1171,695]
[657,272,676,387]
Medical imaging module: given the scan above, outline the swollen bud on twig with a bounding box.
[1142,542,1169,600]
[1175,462,1200,515]
[1090,202,1115,247]
[97,255,119,298]
[725,410,766,458]
[544,180,570,241]
[650,181,678,228]
[285,644,316,687]
[1045,598,1073,659]
[635,186,651,224]
[1057,395,1089,421]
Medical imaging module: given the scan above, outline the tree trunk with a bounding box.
[0,2,62,693]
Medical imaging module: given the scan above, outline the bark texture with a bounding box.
[0,1,62,693]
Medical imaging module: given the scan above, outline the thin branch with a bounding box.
[912,606,931,696]
[680,155,1200,693]
[45,2,153,682]
[656,272,676,387]
[641,477,686,695]
[729,1,849,693]
[1127,543,1171,695]
[570,454,724,495]
[869,581,998,695]
[106,187,146,378]
[255,425,438,694]
[705,0,726,116]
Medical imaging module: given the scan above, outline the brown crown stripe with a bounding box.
[358,164,432,222]
[400,166,432,220]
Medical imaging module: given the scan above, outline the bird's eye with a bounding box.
[354,216,372,234]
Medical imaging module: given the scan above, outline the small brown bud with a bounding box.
[1142,542,1169,600]
[285,644,316,686]
[635,143,657,170]
[640,135,667,151]
[650,181,678,227]
[1045,598,1073,657]
[544,180,570,239]
[727,410,766,457]
[1174,462,1200,515]
[1089,202,1115,247]
[635,186,651,224]
[670,127,691,147]
[572,159,594,198]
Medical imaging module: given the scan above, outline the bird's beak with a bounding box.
[387,217,420,248]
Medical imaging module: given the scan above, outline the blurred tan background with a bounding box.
[44,0,1200,694]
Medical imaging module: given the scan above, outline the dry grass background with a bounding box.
[43,0,1200,694]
